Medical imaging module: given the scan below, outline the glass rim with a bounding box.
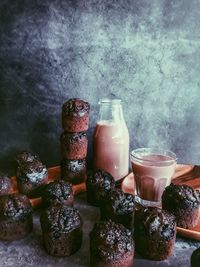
[130,147,177,163]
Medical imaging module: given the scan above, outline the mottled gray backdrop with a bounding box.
[0,0,200,174]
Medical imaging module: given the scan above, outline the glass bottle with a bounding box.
[93,98,129,181]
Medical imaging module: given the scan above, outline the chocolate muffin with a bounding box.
[16,159,48,197]
[162,183,200,229]
[191,247,200,267]
[61,158,87,185]
[16,151,39,166]
[100,188,135,229]
[60,131,88,160]
[40,204,82,256]
[134,206,176,260]
[86,170,116,207]
[0,194,33,241]
[90,220,134,267]
[0,173,12,196]
[42,180,74,208]
[62,98,90,132]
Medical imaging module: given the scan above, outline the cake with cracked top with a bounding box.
[16,159,48,197]
[100,188,135,229]
[90,220,134,267]
[61,158,87,184]
[134,206,176,260]
[0,194,33,241]
[40,203,82,256]
[162,183,200,229]
[62,98,90,132]
[42,180,74,208]
[86,169,116,207]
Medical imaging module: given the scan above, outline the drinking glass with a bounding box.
[130,148,177,207]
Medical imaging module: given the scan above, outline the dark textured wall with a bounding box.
[0,0,200,174]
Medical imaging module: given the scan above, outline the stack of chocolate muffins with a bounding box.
[60,98,90,184]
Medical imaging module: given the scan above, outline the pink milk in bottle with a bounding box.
[93,99,129,181]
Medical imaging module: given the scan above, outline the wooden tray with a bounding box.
[11,164,200,240]
[11,166,86,208]
[122,164,200,241]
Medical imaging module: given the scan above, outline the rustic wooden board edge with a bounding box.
[11,166,86,208]
[176,226,200,240]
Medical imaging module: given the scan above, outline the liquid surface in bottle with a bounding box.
[93,120,129,181]
[131,154,176,202]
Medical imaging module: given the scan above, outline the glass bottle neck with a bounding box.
[98,99,125,123]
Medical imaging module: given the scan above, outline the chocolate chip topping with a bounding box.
[17,160,47,183]
[0,194,32,220]
[62,98,90,117]
[16,151,39,166]
[42,180,73,205]
[0,173,12,195]
[162,183,200,209]
[41,204,82,236]
[87,170,115,193]
[135,207,176,241]
[90,220,134,260]
[105,189,135,214]
[60,132,87,144]
[61,159,86,173]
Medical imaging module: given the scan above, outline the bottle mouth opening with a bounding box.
[98,98,122,105]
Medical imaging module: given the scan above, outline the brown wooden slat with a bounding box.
[172,165,200,185]
[11,166,86,208]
